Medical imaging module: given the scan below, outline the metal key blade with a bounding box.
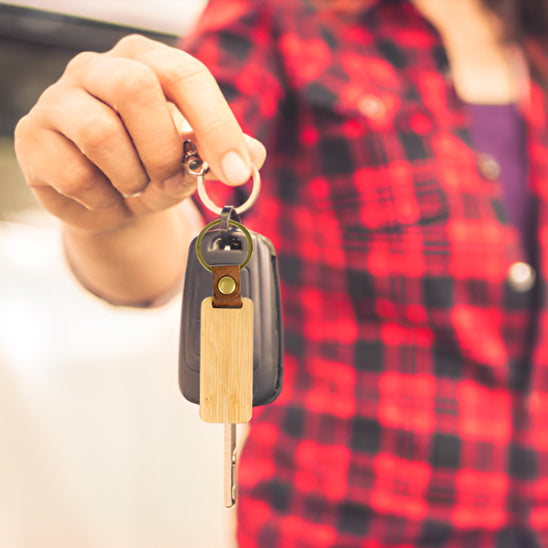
[224,423,237,507]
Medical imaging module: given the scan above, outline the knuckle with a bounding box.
[112,64,157,103]
[35,82,63,108]
[117,33,148,51]
[14,114,31,143]
[164,53,210,89]
[79,111,120,151]
[200,115,232,142]
[65,51,99,77]
[60,158,100,197]
[13,115,41,173]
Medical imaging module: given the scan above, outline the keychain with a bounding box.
[179,141,283,507]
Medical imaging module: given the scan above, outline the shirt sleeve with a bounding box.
[181,0,286,217]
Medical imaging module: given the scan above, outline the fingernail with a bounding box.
[221,151,251,184]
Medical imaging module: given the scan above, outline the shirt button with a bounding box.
[507,261,536,292]
[358,94,386,119]
[477,153,501,180]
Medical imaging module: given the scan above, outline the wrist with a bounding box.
[63,201,202,306]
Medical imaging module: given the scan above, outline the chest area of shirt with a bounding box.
[275,16,548,273]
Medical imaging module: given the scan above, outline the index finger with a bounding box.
[109,35,253,186]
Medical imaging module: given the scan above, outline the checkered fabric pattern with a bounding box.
[184,1,548,546]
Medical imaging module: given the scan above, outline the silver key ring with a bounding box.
[197,165,261,216]
[183,140,261,216]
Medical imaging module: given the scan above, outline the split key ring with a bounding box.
[183,139,261,216]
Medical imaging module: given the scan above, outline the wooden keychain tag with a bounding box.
[199,265,254,424]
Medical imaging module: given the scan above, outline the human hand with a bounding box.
[14,34,266,234]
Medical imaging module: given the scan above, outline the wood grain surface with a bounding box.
[199,298,253,423]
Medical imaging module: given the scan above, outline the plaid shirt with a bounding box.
[184,1,548,546]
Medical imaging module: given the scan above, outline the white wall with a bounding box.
[0,0,208,35]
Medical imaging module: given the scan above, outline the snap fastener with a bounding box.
[477,153,501,181]
[358,94,386,119]
[507,261,536,292]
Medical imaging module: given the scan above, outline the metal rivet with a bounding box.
[507,261,536,292]
[358,94,385,119]
[477,153,501,181]
[218,276,237,295]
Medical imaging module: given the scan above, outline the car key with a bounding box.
[179,143,283,506]
[200,239,254,507]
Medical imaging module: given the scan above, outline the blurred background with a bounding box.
[0,2,242,547]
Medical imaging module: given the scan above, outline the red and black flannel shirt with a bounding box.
[185,1,548,546]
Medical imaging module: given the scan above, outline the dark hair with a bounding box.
[481,0,548,41]
[482,0,548,86]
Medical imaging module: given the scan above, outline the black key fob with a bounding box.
[179,210,283,406]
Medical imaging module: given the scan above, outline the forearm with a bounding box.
[63,199,203,306]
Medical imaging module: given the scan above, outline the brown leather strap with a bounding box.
[212,265,242,308]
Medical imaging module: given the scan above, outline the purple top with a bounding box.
[467,103,535,265]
